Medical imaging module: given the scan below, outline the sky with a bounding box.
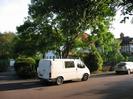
[0,0,31,33]
[110,11,133,38]
[0,0,133,38]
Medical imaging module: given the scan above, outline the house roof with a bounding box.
[120,36,133,45]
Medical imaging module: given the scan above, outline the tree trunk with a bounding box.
[62,42,71,58]
[61,33,79,58]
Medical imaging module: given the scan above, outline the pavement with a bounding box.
[0,67,19,81]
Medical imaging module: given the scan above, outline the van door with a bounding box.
[63,61,77,80]
[38,60,51,79]
[76,62,86,79]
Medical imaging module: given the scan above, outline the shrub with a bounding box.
[0,59,9,72]
[83,51,103,72]
[33,56,41,70]
[14,57,36,78]
[94,50,103,71]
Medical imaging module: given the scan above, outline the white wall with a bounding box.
[45,51,57,59]
[10,59,15,67]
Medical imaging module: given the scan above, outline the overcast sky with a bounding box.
[0,0,133,38]
[0,0,30,33]
[110,10,133,38]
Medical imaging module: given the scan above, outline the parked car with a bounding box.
[114,62,133,74]
[37,59,90,85]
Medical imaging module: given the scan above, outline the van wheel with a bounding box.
[82,73,89,81]
[56,77,63,85]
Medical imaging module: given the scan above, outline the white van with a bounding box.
[114,62,133,74]
[37,59,90,85]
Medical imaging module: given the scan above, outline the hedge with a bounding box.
[0,59,9,72]
[14,57,36,78]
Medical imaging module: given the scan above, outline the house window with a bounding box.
[131,48,133,52]
[65,61,75,68]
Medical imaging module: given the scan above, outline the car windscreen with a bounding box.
[117,63,126,67]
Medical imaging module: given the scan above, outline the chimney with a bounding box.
[120,33,124,39]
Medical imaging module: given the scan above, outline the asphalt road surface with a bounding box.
[0,73,133,99]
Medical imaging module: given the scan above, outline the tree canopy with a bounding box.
[17,0,121,57]
[0,32,16,59]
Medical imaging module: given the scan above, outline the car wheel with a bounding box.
[128,70,131,75]
[82,73,89,81]
[56,77,63,85]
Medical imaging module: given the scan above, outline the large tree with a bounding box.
[17,0,120,57]
[93,21,124,64]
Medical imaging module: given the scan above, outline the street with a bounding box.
[0,73,133,99]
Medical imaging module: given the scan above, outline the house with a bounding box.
[45,51,58,59]
[120,33,133,54]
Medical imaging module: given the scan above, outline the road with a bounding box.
[0,73,133,99]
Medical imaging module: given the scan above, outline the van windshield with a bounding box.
[117,63,126,67]
[77,64,85,68]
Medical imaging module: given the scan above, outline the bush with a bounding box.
[14,57,36,78]
[83,52,103,72]
[0,59,9,72]
[33,56,41,70]
[94,50,103,71]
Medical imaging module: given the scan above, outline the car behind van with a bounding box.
[114,62,133,74]
[37,59,90,85]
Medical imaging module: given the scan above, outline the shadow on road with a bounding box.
[0,79,76,91]
[0,80,45,91]
[90,71,124,78]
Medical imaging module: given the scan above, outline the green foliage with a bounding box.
[0,59,9,72]
[86,21,124,66]
[83,45,103,72]
[32,52,43,69]
[91,45,103,71]
[98,34,123,63]
[13,36,38,57]
[0,32,16,59]
[122,52,129,61]
[83,52,103,72]
[16,0,119,58]
[70,20,123,68]
[128,56,133,61]
[121,53,133,62]
[14,57,36,78]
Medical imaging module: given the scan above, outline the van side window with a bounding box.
[65,61,75,68]
[77,64,85,68]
